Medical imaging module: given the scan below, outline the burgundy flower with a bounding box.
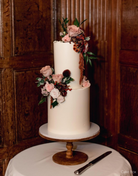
[63,69,71,77]
[61,90,67,97]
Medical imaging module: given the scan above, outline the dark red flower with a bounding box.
[63,69,71,77]
[61,90,67,97]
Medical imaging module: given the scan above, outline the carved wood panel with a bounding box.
[13,0,53,55]
[121,0,138,50]
[1,0,53,175]
[3,0,11,57]
[0,2,2,57]
[118,0,138,170]
[0,160,3,176]
[0,70,2,147]
[120,65,138,139]
[14,69,47,141]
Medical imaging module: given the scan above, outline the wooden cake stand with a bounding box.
[39,122,100,165]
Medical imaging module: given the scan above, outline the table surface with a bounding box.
[5,142,133,176]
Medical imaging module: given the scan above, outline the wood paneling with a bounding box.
[0,2,2,56]
[3,0,12,57]
[0,70,2,147]
[14,69,47,141]
[120,65,138,139]
[1,0,54,175]
[120,50,138,66]
[13,0,53,55]
[118,0,138,171]
[121,0,138,50]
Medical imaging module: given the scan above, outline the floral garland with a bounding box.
[36,66,90,108]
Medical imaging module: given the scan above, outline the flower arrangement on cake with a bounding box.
[36,66,90,108]
[36,18,95,108]
[59,18,96,84]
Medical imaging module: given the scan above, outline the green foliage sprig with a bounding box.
[83,52,97,66]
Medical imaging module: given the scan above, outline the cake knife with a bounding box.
[74,151,112,175]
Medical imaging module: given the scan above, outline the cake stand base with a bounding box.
[53,141,88,165]
[53,151,88,165]
[39,123,100,165]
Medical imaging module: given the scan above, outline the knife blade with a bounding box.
[74,151,112,175]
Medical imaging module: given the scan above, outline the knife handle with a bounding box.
[74,163,93,175]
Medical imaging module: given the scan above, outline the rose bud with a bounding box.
[63,69,71,77]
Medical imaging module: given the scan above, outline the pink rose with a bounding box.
[82,80,91,87]
[41,87,49,96]
[45,82,54,92]
[67,25,82,37]
[40,66,52,77]
[62,34,71,42]
[50,88,60,99]
[52,74,63,83]
[57,95,65,103]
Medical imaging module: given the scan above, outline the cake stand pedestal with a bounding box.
[39,122,100,165]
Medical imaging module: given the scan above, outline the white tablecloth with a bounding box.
[5,142,133,176]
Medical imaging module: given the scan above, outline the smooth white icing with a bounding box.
[54,41,82,89]
[48,87,90,135]
[47,41,90,136]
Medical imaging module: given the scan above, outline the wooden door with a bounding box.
[118,0,138,172]
[0,0,54,175]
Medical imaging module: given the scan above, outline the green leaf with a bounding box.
[80,19,87,25]
[52,100,58,108]
[63,17,68,23]
[83,53,87,60]
[86,55,89,64]
[85,36,90,41]
[89,59,92,66]
[40,79,45,84]
[87,52,96,56]
[37,83,40,87]
[36,77,41,81]
[64,18,69,24]
[64,77,74,84]
[83,53,86,57]
[38,97,46,105]
[74,18,80,27]
[70,77,74,81]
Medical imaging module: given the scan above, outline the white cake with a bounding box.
[47,41,90,135]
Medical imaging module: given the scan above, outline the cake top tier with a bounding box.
[53,41,81,89]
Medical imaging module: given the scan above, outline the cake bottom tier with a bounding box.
[48,87,90,135]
